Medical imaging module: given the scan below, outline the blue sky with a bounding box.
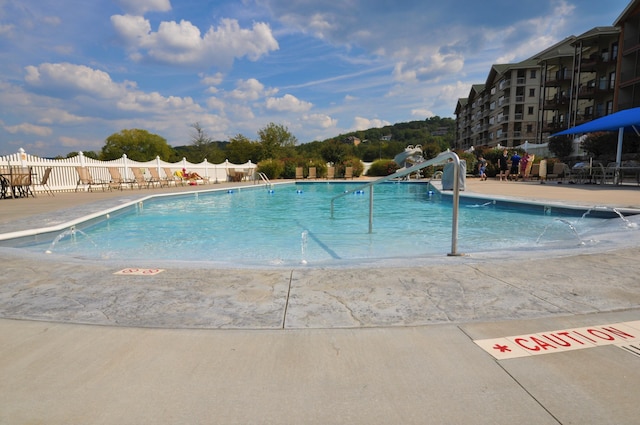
[0,0,631,157]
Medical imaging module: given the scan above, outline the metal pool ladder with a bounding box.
[330,151,462,256]
[257,172,272,188]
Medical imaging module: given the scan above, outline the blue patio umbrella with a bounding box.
[551,107,640,164]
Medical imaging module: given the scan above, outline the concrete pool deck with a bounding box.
[2,178,640,424]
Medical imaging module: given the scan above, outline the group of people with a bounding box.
[477,149,534,181]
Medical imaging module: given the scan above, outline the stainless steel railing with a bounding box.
[330,151,462,256]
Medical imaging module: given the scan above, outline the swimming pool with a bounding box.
[6,181,640,268]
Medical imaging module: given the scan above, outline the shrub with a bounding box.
[338,156,364,177]
[367,159,399,176]
[256,158,285,179]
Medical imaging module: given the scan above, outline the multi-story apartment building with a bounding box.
[455,60,541,150]
[615,0,640,110]
[537,27,619,138]
[455,0,640,152]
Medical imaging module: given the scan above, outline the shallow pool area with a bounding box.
[4,181,640,268]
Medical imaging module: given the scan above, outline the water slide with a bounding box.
[393,145,424,169]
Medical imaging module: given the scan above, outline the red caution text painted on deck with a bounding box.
[114,268,165,276]
[474,321,640,360]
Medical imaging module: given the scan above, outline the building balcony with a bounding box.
[544,70,573,86]
[544,96,570,108]
[542,122,568,133]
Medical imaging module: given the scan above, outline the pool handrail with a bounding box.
[256,172,272,188]
[330,151,462,256]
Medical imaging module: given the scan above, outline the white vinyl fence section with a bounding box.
[1,148,257,193]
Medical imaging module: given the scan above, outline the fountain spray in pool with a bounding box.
[45,226,97,254]
[536,218,585,246]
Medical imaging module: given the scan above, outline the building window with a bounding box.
[526,124,533,133]
[529,88,535,97]
[530,70,536,79]
[528,106,534,115]
[609,71,616,89]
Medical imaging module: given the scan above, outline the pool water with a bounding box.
[21,182,639,267]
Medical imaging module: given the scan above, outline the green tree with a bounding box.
[548,135,573,160]
[188,122,224,163]
[257,123,298,160]
[226,134,259,163]
[101,129,173,161]
[321,140,349,164]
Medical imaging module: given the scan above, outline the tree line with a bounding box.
[57,117,457,178]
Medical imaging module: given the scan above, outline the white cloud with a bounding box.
[352,116,390,131]
[265,94,312,112]
[302,113,337,129]
[111,15,279,67]
[200,72,224,86]
[228,78,263,101]
[3,122,52,136]
[206,97,225,111]
[24,63,127,99]
[410,109,434,119]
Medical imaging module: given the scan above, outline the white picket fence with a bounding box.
[0,148,257,193]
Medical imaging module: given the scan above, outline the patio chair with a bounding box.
[8,166,35,198]
[547,163,568,182]
[307,167,316,179]
[75,167,111,192]
[148,167,169,187]
[131,167,159,189]
[529,163,540,180]
[35,167,55,196]
[0,166,12,199]
[326,166,335,179]
[163,168,186,186]
[227,168,243,182]
[295,167,303,179]
[344,166,353,179]
[108,167,135,190]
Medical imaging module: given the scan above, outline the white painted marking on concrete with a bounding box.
[474,321,640,360]
[114,268,165,276]
[616,342,640,358]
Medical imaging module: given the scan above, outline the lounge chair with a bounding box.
[35,167,54,196]
[326,166,335,179]
[547,163,568,182]
[163,167,186,186]
[148,167,169,187]
[131,167,159,189]
[108,167,135,190]
[295,167,303,180]
[75,166,110,192]
[307,167,316,179]
[344,166,353,179]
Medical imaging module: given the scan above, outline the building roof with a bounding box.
[531,36,576,61]
[614,0,640,26]
[573,26,620,45]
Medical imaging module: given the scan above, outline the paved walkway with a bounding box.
[1,179,640,424]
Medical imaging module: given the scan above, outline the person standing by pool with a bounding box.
[498,149,509,181]
[509,151,521,180]
[520,152,531,181]
[477,156,487,181]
